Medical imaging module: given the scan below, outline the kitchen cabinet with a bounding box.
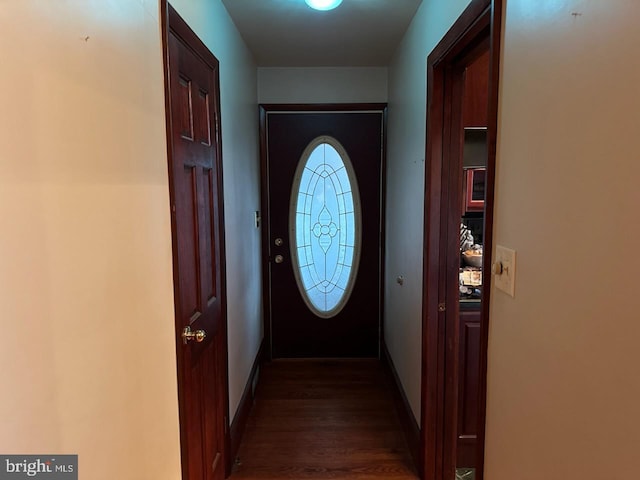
[462,49,490,128]
[464,167,486,213]
[456,306,481,468]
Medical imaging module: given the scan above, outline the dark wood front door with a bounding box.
[163,4,227,479]
[262,107,385,358]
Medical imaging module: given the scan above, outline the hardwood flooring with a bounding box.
[231,359,419,480]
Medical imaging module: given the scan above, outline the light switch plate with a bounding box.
[494,245,516,297]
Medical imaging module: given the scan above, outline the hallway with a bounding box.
[231,359,418,480]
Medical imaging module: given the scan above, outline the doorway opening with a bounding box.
[245,104,426,478]
[421,1,502,479]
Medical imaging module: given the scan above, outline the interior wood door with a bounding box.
[263,107,385,358]
[164,5,227,479]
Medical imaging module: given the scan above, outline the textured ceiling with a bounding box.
[221,0,423,67]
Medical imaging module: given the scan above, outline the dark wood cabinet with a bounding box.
[462,49,490,128]
[457,306,481,468]
[464,167,486,213]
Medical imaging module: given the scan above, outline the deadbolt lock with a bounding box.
[274,238,283,247]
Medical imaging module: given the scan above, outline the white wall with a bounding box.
[258,67,387,103]
[0,1,181,478]
[169,0,262,419]
[386,0,472,423]
[0,0,261,477]
[484,1,640,478]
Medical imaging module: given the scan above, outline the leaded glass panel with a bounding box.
[289,136,361,318]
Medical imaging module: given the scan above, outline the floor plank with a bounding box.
[231,359,419,480]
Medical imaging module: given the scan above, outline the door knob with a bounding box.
[274,254,284,264]
[182,326,206,344]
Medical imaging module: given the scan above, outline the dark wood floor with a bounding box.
[231,359,419,480]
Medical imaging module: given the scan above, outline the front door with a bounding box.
[262,107,385,358]
[163,4,227,479]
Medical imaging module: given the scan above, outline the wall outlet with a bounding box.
[493,245,516,297]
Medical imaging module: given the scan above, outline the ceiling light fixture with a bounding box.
[304,0,343,11]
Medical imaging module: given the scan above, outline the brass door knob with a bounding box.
[182,326,206,344]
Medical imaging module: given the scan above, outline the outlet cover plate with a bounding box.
[494,245,516,297]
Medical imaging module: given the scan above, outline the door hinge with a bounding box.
[438,302,446,312]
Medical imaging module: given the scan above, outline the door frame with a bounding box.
[161,2,231,477]
[259,104,388,360]
[421,1,502,479]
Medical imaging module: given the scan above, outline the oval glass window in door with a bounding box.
[289,136,362,318]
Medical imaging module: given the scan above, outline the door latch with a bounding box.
[182,326,206,344]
